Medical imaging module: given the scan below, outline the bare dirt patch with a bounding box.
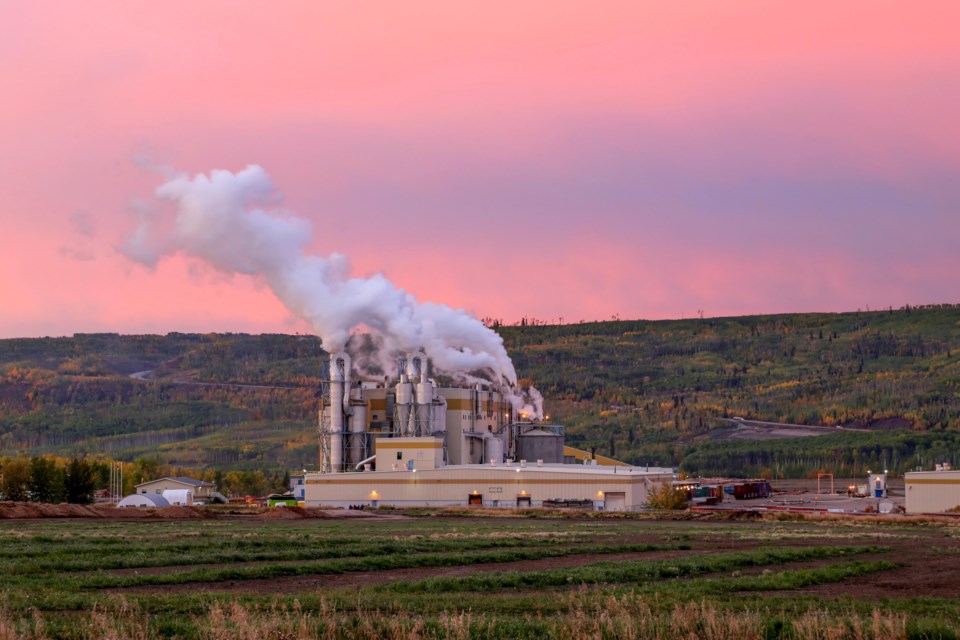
[746,530,960,599]
[0,502,403,521]
[0,502,101,519]
[706,424,830,441]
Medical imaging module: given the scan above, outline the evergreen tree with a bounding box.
[65,458,97,504]
[29,457,66,503]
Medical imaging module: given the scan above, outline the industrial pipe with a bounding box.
[354,454,376,471]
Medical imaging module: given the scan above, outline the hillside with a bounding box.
[1,305,959,477]
[499,305,960,475]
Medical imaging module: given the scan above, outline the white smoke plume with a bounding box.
[123,165,542,415]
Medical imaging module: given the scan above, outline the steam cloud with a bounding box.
[123,165,543,417]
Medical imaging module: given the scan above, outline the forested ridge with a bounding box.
[1,305,959,478]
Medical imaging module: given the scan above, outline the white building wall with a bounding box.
[305,465,673,511]
[905,471,960,513]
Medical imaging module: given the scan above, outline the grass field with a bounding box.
[1,512,959,639]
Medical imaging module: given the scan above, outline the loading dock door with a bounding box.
[604,492,626,512]
[468,494,483,506]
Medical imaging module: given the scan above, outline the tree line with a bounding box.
[0,454,292,503]
[0,456,98,503]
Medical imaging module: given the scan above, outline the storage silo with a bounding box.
[515,428,563,463]
[484,434,504,464]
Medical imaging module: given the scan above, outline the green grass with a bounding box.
[380,545,883,593]
[69,543,688,590]
[0,515,957,639]
[0,531,600,574]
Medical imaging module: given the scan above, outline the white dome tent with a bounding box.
[117,494,170,508]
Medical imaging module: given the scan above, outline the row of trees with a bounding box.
[0,457,98,503]
[0,455,293,503]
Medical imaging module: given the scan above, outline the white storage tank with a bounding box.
[484,435,504,465]
[396,376,414,435]
[348,400,368,465]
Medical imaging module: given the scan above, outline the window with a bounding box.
[396,451,403,460]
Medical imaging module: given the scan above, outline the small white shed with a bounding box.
[162,489,193,506]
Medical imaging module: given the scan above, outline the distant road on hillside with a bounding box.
[128,369,310,391]
[709,417,869,441]
[724,417,868,432]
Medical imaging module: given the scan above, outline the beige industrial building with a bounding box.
[905,468,960,514]
[135,476,216,500]
[304,352,674,510]
[305,461,672,510]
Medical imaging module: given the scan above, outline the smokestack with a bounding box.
[326,353,350,473]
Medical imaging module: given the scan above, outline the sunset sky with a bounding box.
[1,2,958,339]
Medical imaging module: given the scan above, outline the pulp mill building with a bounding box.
[302,352,674,510]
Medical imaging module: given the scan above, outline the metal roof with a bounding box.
[134,476,215,488]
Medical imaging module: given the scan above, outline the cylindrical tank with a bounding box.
[407,354,423,380]
[341,376,351,416]
[327,353,350,472]
[348,401,367,466]
[515,429,563,464]
[416,379,433,404]
[395,376,414,435]
[406,355,427,432]
[484,435,504,465]
[415,379,433,435]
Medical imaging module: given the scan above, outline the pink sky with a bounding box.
[1,2,958,339]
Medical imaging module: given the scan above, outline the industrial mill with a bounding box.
[304,352,674,510]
